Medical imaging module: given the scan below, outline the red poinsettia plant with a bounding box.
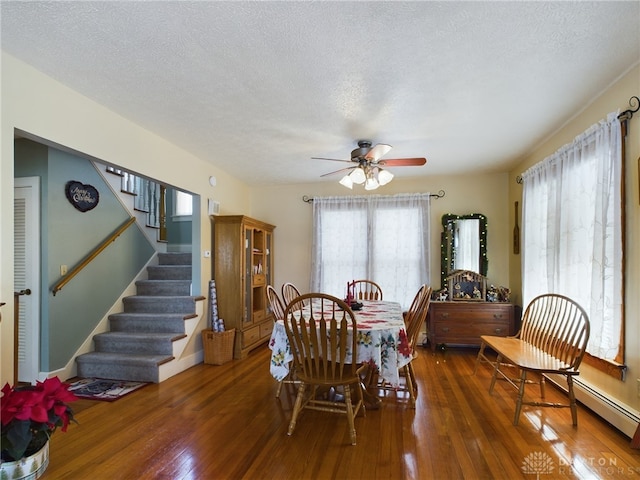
[1,376,78,461]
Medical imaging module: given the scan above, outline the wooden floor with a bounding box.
[43,345,639,480]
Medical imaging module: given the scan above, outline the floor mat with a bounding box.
[68,378,148,401]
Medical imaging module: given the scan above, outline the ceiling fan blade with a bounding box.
[364,143,392,162]
[378,157,427,167]
[320,166,356,177]
[312,157,354,163]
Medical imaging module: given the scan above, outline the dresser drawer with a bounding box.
[433,320,510,338]
[427,302,520,351]
[432,305,512,322]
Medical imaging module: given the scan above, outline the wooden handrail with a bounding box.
[52,217,136,296]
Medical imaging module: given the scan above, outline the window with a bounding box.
[521,112,623,364]
[173,190,193,219]
[310,193,431,308]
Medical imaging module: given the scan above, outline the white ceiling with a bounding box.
[1,1,639,187]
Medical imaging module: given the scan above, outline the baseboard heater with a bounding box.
[550,375,639,438]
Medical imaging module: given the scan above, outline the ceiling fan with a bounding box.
[313,140,427,190]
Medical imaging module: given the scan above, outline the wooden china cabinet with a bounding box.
[212,215,275,359]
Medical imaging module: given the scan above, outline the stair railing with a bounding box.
[52,217,136,296]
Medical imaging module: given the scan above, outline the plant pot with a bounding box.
[0,440,49,480]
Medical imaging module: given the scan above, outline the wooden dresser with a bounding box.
[426,301,520,351]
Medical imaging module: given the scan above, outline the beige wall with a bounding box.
[0,53,251,383]
[251,173,512,300]
[508,65,640,413]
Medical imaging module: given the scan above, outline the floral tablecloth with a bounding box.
[269,300,412,387]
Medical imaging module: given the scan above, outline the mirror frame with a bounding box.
[440,213,488,288]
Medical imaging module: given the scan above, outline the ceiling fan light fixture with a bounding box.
[377,168,394,186]
[364,170,379,190]
[364,178,379,190]
[339,174,354,189]
[349,167,366,184]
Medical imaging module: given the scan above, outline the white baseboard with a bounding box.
[573,378,639,438]
[549,374,639,438]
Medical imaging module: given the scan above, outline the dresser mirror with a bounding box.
[440,213,488,288]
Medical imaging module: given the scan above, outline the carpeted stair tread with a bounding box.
[122,295,197,313]
[147,265,191,280]
[109,312,190,333]
[76,351,174,366]
[94,332,185,355]
[76,352,174,383]
[158,252,192,265]
[94,332,185,343]
[135,279,192,296]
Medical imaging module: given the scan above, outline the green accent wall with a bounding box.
[15,139,155,371]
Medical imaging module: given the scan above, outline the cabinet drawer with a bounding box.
[242,325,261,347]
[253,310,266,323]
[260,321,274,338]
[253,274,266,286]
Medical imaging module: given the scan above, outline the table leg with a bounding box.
[360,363,382,410]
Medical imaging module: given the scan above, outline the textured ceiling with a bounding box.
[1,1,639,187]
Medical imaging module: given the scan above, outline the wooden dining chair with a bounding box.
[348,280,383,301]
[266,285,286,321]
[379,284,432,407]
[283,293,367,445]
[281,282,305,310]
[266,285,297,399]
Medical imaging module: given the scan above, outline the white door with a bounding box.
[14,177,40,383]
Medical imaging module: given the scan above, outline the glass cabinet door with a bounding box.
[244,228,252,324]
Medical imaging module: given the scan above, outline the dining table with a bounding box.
[268,299,412,401]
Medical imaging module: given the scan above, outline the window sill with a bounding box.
[582,353,627,381]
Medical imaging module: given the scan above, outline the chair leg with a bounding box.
[488,353,502,393]
[276,379,284,398]
[513,370,527,425]
[474,342,486,375]
[567,375,578,426]
[404,365,416,408]
[287,383,307,436]
[343,385,357,445]
[408,362,418,395]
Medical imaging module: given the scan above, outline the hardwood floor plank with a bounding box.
[42,345,639,480]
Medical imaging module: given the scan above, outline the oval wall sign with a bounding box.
[65,181,99,212]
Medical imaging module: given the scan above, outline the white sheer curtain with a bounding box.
[521,112,622,360]
[310,193,431,308]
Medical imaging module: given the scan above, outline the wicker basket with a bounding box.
[202,328,235,365]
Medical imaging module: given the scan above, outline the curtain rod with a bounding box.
[302,190,446,203]
[617,96,639,121]
[516,96,638,185]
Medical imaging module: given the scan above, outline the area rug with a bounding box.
[68,378,148,402]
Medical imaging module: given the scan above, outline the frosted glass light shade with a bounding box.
[349,167,366,184]
[339,174,354,189]
[365,177,379,190]
[377,168,394,185]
